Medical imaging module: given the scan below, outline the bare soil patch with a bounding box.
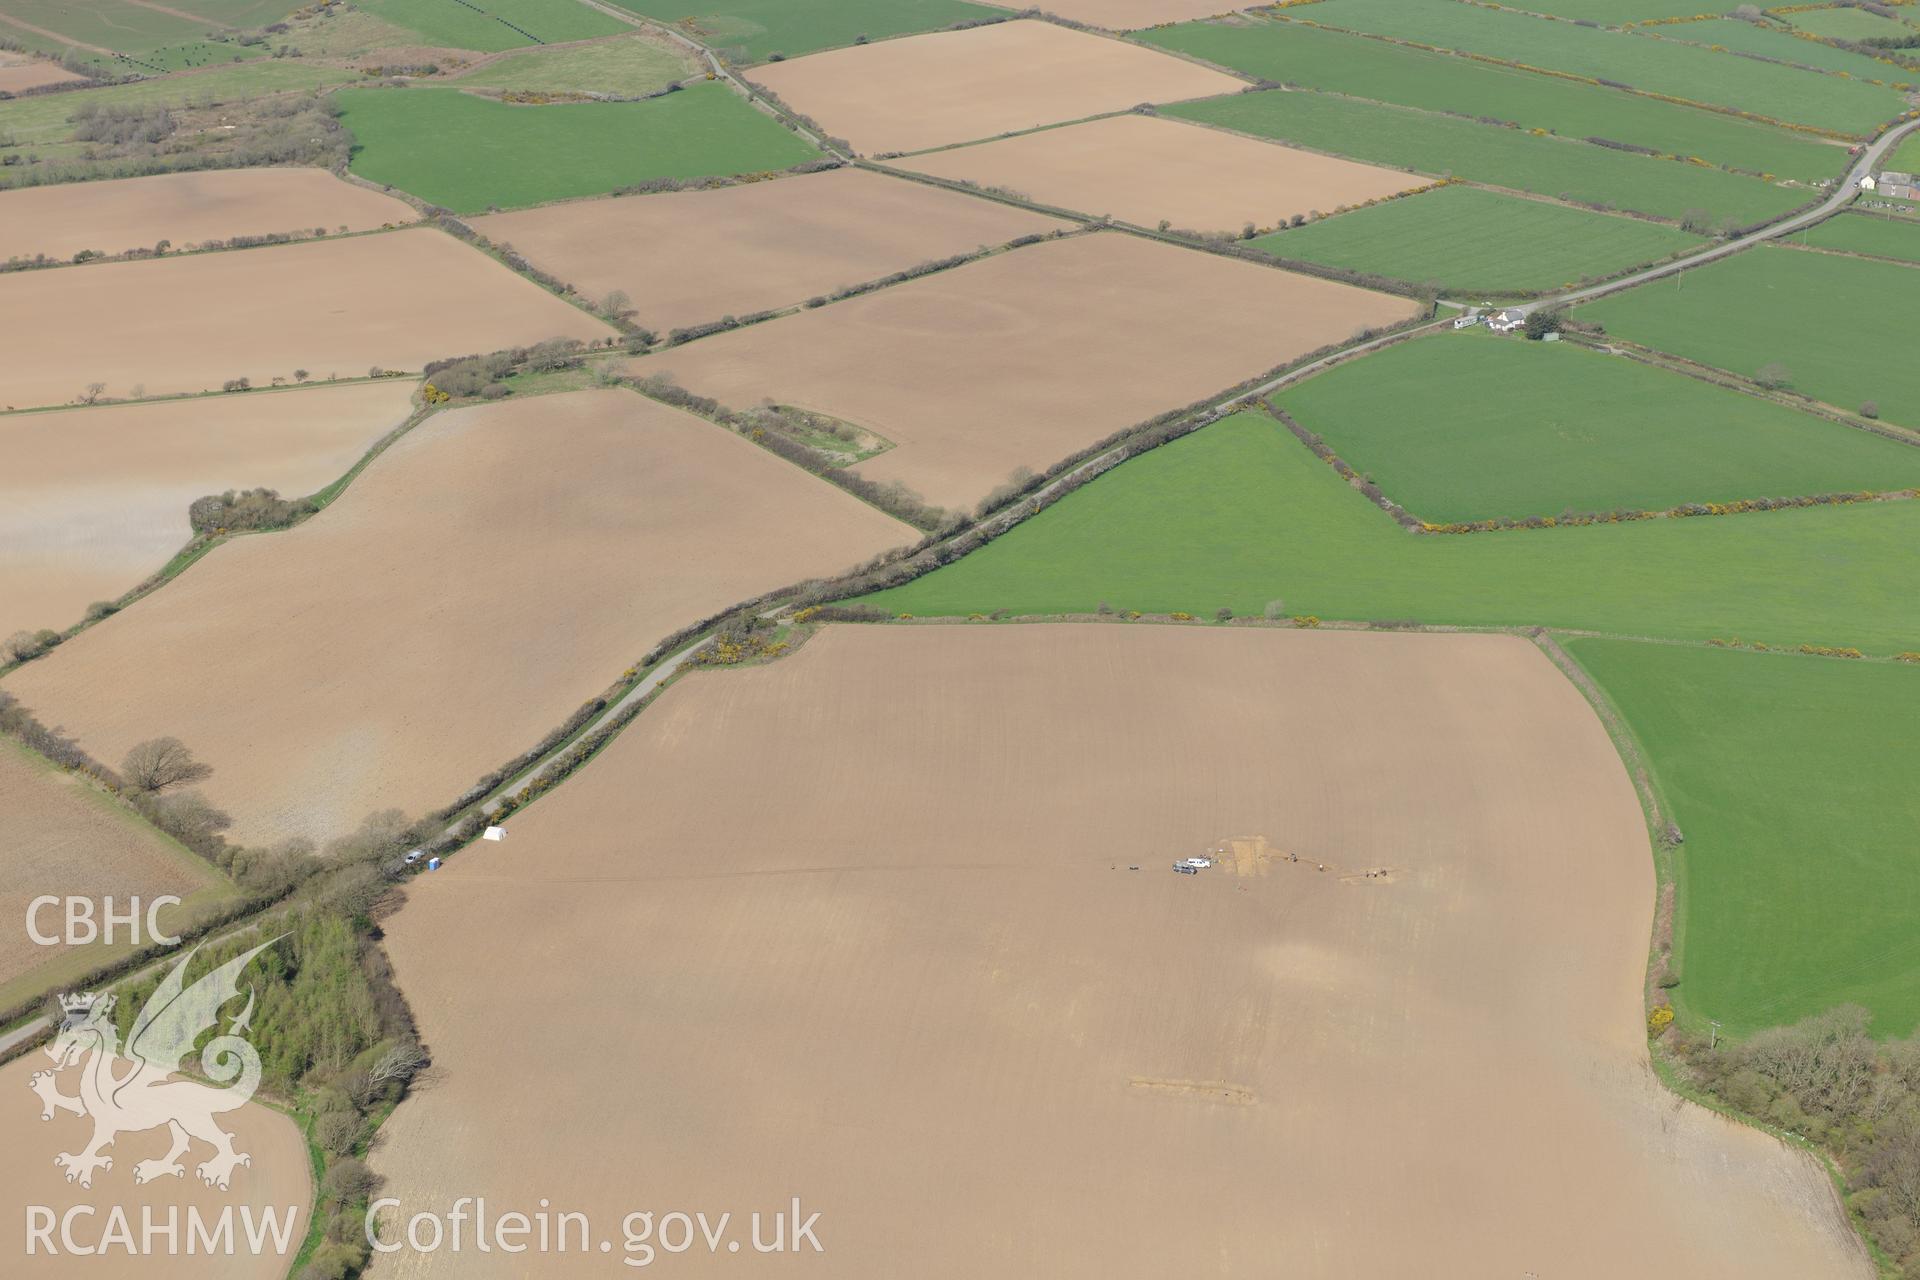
[744,19,1244,155]
[631,231,1421,510]
[0,1053,308,1278]
[0,167,419,264]
[0,56,85,93]
[0,738,232,1002]
[901,113,1427,235]
[1,390,908,845]
[368,623,1867,1278]
[0,380,418,637]
[470,167,1070,335]
[0,227,612,411]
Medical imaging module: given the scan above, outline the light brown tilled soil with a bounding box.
[0,740,226,997]
[744,19,1244,155]
[366,624,1866,1278]
[0,55,84,93]
[470,168,1069,335]
[0,168,419,264]
[0,380,419,638]
[0,228,612,410]
[0,1055,309,1279]
[1,390,910,845]
[901,113,1427,235]
[631,231,1421,510]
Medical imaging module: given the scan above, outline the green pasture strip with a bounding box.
[1645,18,1913,80]
[1256,183,1702,294]
[1564,637,1920,1037]
[1163,91,1807,226]
[1785,6,1914,42]
[600,0,1007,64]
[1578,244,1920,429]
[1788,210,1920,264]
[453,32,692,96]
[1137,18,1839,180]
[861,410,1920,650]
[0,0,202,56]
[1274,329,1920,522]
[1296,0,1908,133]
[337,82,818,212]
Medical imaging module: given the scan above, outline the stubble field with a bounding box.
[0,168,419,264]
[368,623,1865,1278]
[898,112,1426,234]
[631,231,1422,510]
[0,228,613,410]
[0,389,909,845]
[745,19,1244,154]
[0,380,420,638]
[470,168,1068,334]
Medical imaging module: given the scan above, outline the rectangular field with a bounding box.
[0,227,612,410]
[1579,245,1920,428]
[862,410,1920,651]
[369,623,1863,1278]
[604,0,1008,63]
[1299,0,1906,134]
[984,0,1262,27]
[470,167,1069,335]
[0,52,83,93]
[745,18,1244,155]
[1165,91,1806,227]
[630,232,1422,510]
[1256,183,1701,294]
[1138,17,1844,181]
[0,61,356,154]
[355,0,629,52]
[1658,18,1909,79]
[1567,638,1920,1037]
[1788,212,1920,265]
[0,738,240,1010]
[450,31,696,96]
[0,168,418,264]
[1785,6,1914,41]
[0,380,419,639]
[898,112,1428,236]
[337,83,821,212]
[1275,331,1920,522]
[0,389,909,845]
[0,0,201,56]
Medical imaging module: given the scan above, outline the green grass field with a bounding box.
[1255,184,1702,295]
[355,0,629,53]
[1788,212,1920,265]
[1565,638,1920,1037]
[1137,19,1840,181]
[453,32,695,96]
[1299,0,1908,133]
[602,0,1006,63]
[1499,1,1708,19]
[862,410,1920,649]
[1784,6,1915,42]
[1274,331,1920,522]
[337,82,818,211]
[1580,245,1920,428]
[1645,18,1910,81]
[1891,131,1920,173]
[1165,92,1807,227]
[0,0,201,56]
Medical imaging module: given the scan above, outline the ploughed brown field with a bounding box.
[368,624,1866,1278]
[0,228,612,410]
[899,113,1427,235]
[1,390,909,846]
[0,168,419,264]
[0,739,234,1005]
[0,52,83,93]
[0,1054,309,1278]
[632,232,1421,510]
[744,19,1243,155]
[0,380,419,638]
[984,0,1250,28]
[470,168,1069,335]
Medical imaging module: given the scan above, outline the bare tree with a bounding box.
[121,737,213,792]
[368,1042,428,1087]
[81,381,106,405]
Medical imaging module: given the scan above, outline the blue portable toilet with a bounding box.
[427,856,442,871]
